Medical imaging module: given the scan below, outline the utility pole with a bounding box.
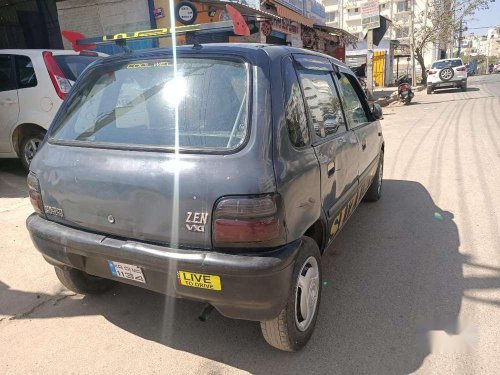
[410,0,416,85]
[366,29,374,99]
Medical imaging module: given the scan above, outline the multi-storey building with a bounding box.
[322,0,441,83]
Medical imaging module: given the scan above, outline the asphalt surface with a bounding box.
[1,74,499,374]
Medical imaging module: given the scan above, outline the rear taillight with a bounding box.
[400,84,408,91]
[428,70,436,75]
[213,195,281,246]
[456,66,466,71]
[27,173,44,215]
[43,51,72,99]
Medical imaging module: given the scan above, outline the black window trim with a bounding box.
[13,54,38,90]
[48,53,253,156]
[293,58,349,146]
[0,54,16,92]
[281,55,311,149]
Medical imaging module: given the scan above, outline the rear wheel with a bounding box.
[55,267,115,294]
[427,87,433,94]
[364,150,384,202]
[461,82,467,92]
[260,237,322,352]
[20,131,45,171]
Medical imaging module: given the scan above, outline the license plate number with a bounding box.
[178,271,221,291]
[108,260,146,283]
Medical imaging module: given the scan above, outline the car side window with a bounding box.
[15,55,37,89]
[337,72,369,126]
[297,69,346,139]
[0,55,15,92]
[283,57,309,147]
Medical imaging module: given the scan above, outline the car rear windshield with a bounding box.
[50,58,249,151]
[431,59,463,69]
[53,55,100,81]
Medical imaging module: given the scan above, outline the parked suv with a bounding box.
[26,45,384,351]
[0,49,104,169]
[427,58,468,94]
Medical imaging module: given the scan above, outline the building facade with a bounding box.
[322,0,442,82]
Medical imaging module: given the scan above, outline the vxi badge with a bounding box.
[185,211,208,232]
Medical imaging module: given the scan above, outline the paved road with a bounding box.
[1,75,499,374]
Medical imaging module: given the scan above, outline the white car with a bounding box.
[0,49,104,169]
[426,58,468,94]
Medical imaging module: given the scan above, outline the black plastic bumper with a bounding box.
[26,214,301,321]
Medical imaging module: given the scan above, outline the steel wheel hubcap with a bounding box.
[295,256,320,332]
[24,138,41,165]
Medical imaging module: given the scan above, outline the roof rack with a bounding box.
[62,4,254,52]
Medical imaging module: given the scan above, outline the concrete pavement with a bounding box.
[1,75,499,374]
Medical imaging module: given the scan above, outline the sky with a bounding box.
[465,1,500,35]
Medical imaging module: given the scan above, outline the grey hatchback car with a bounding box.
[26,44,384,351]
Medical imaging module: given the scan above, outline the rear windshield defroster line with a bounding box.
[50,56,252,154]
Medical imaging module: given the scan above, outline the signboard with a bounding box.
[271,17,299,35]
[304,0,326,25]
[361,0,380,30]
[274,0,304,15]
[153,7,165,19]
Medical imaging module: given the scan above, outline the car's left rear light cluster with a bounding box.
[212,194,284,248]
[27,173,44,215]
[43,51,72,100]
[456,66,466,71]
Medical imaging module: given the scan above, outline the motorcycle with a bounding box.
[397,74,414,105]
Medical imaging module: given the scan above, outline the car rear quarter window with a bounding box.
[53,55,100,82]
[0,55,15,92]
[51,58,249,151]
[283,57,309,147]
[297,69,346,139]
[15,55,37,89]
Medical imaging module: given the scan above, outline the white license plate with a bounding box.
[402,90,408,95]
[108,260,146,284]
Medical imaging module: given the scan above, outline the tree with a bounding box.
[394,0,492,84]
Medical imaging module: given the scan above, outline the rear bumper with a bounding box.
[26,214,300,321]
[428,78,466,88]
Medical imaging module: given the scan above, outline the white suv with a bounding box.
[0,49,104,169]
[427,58,468,94]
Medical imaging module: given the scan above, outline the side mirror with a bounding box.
[324,118,340,135]
[372,103,383,120]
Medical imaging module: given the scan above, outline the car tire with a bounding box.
[364,150,384,202]
[427,86,433,94]
[260,237,322,352]
[461,82,467,92]
[20,131,45,171]
[439,68,454,81]
[54,266,115,294]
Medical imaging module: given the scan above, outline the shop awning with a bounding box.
[313,24,358,44]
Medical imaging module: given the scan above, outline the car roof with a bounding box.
[96,43,349,69]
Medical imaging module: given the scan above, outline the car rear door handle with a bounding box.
[338,137,347,144]
[361,139,367,151]
[327,161,335,177]
[1,98,15,105]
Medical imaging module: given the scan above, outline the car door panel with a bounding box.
[294,59,358,236]
[0,55,19,153]
[335,69,380,178]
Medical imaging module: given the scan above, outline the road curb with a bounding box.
[372,85,426,107]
